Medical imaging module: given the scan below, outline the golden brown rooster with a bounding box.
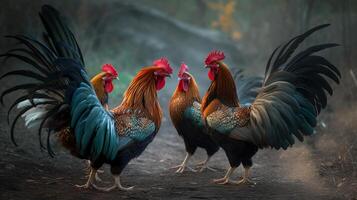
[169,63,219,173]
[90,64,119,110]
[1,5,172,191]
[201,24,341,185]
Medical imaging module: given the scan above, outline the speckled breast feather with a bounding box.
[206,104,251,134]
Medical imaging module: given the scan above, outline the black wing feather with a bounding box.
[246,24,340,149]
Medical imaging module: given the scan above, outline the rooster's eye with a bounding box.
[207,63,219,68]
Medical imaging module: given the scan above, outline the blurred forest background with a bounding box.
[0,0,356,199]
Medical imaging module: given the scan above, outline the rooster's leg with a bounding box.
[86,160,104,173]
[196,156,216,172]
[84,160,103,182]
[95,172,102,182]
[170,153,197,173]
[92,175,134,192]
[235,167,256,185]
[213,167,236,184]
[76,168,98,188]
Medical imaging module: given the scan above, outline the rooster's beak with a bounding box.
[116,77,119,80]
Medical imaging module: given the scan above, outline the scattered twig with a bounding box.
[349,69,357,87]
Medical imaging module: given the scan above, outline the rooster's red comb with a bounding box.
[153,57,173,74]
[102,64,118,77]
[178,63,189,77]
[205,50,225,65]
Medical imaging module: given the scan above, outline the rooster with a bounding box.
[169,63,219,173]
[90,64,119,110]
[0,5,172,191]
[201,24,341,185]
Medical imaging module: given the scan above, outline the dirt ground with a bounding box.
[0,110,356,200]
